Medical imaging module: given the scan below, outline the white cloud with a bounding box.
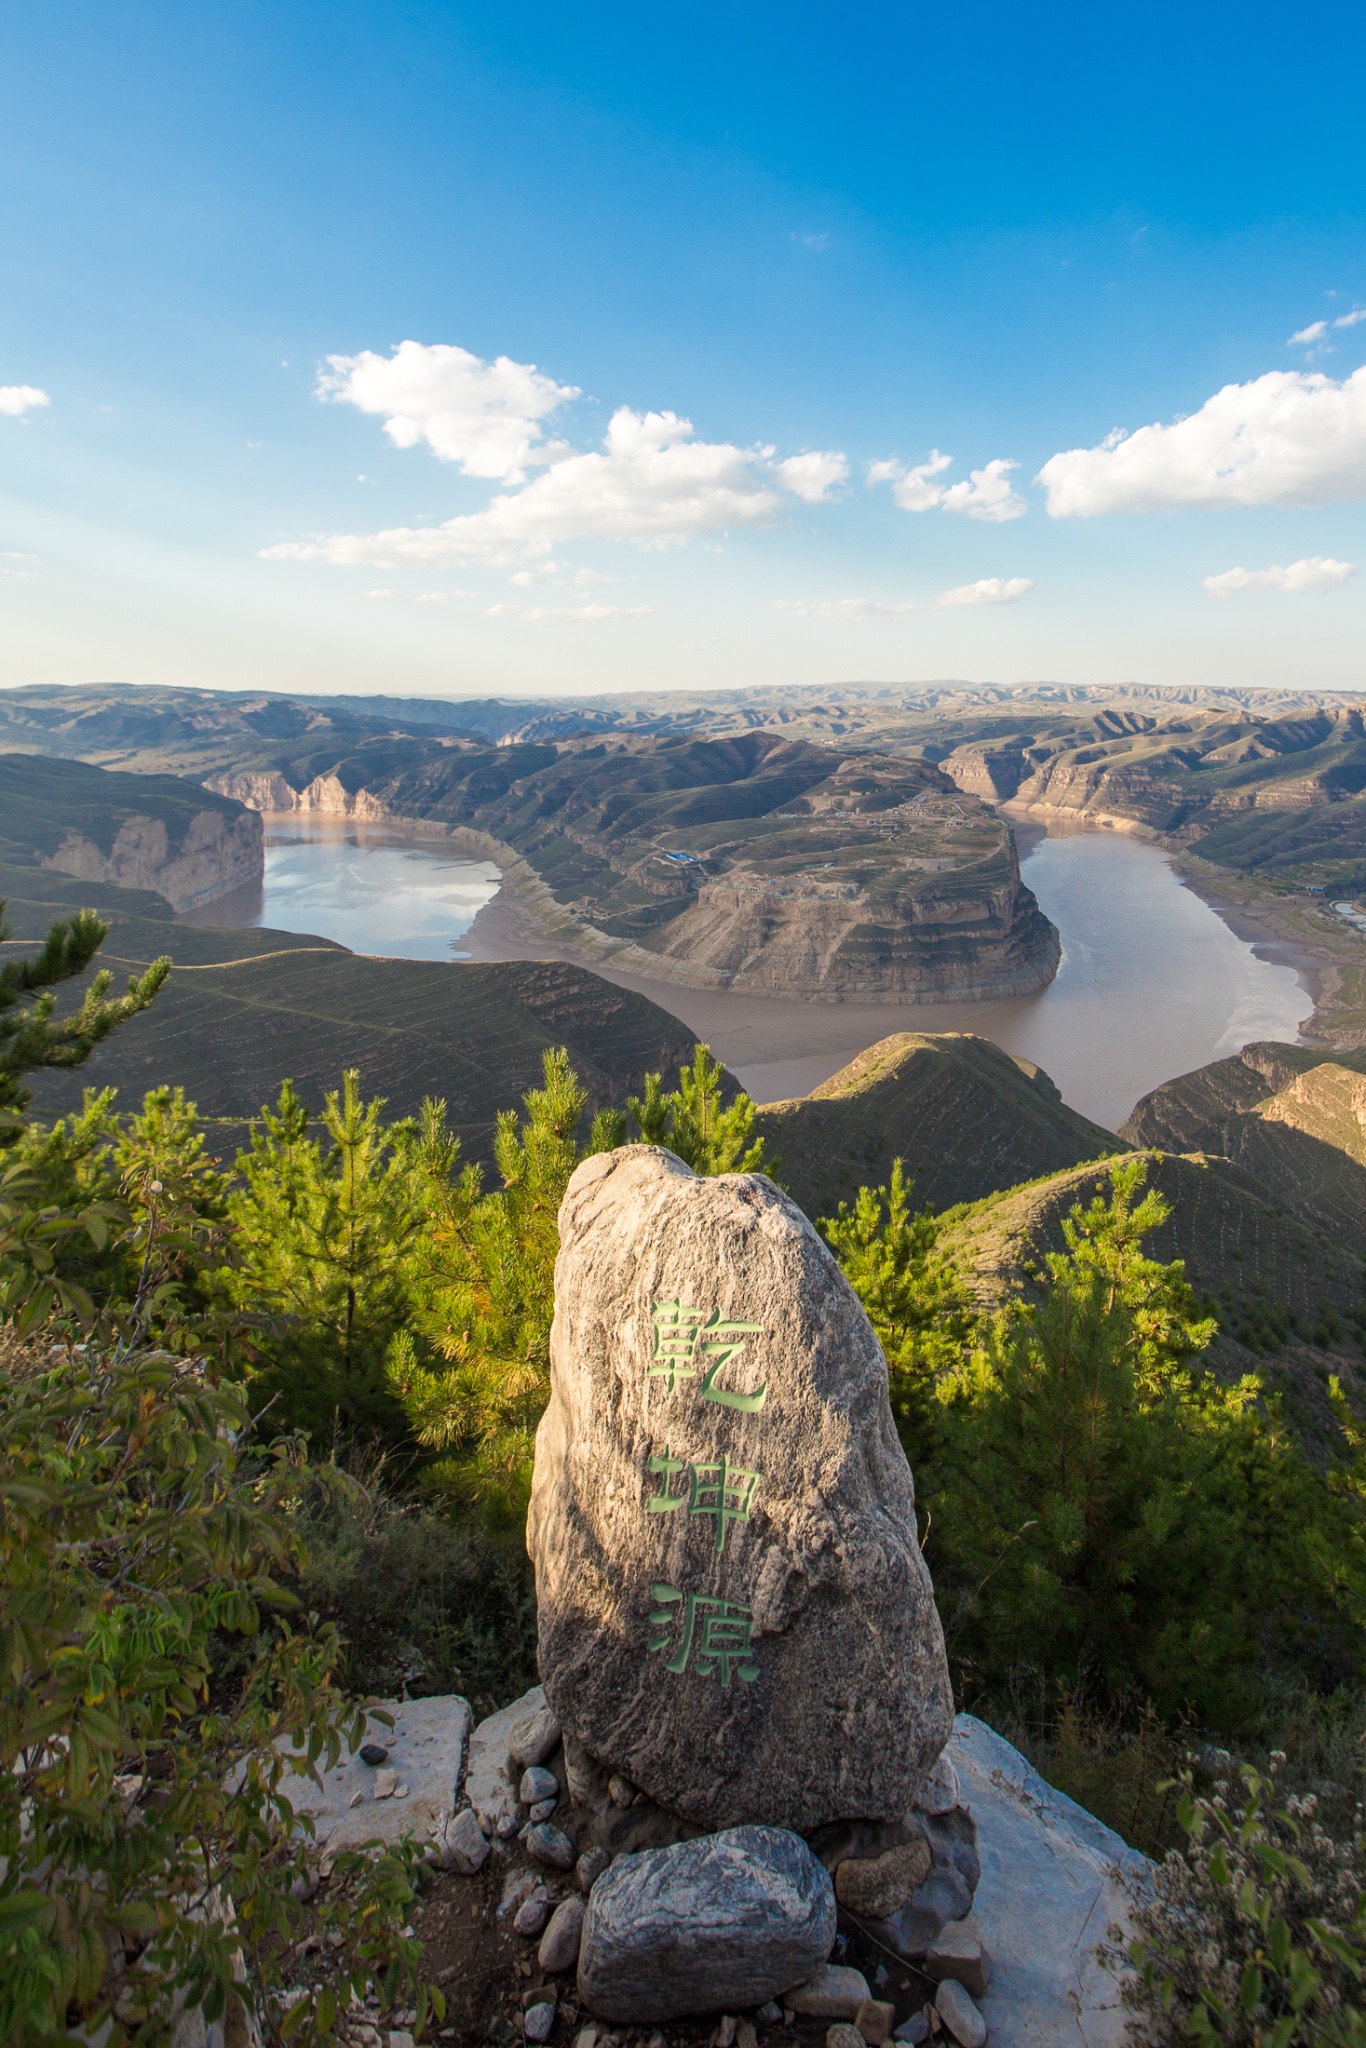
[937,576,1034,606]
[317,340,578,482]
[773,450,849,502]
[488,601,651,624]
[775,597,917,619]
[1289,307,1366,346]
[265,406,813,566]
[1038,366,1366,516]
[0,385,49,417]
[867,450,1026,522]
[1202,556,1358,597]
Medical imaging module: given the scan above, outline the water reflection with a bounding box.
[243,819,500,960]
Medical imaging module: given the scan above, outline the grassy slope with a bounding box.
[0,751,247,860]
[2,865,699,1164]
[754,1031,1120,1220]
[941,1149,1366,1448]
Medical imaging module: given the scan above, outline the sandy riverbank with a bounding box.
[1172,853,1366,1049]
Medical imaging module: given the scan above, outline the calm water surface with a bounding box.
[220,815,1312,1130]
[250,819,500,959]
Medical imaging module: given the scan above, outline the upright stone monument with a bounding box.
[526,1146,953,1834]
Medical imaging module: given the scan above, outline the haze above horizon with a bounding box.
[2,2,1365,701]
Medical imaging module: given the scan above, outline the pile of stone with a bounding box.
[304,1149,1145,2047]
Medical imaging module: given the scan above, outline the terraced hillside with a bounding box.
[754,1032,1118,1219]
[2,864,698,1166]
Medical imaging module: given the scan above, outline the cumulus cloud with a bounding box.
[317,340,578,482]
[937,576,1034,606]
[487,601,651,624]
[774,450,848,502]
[1202,556,1358,597]
[1038,366,1366,516]
[867,451,1026,522]
[265,406,827,566]
[0,385,49,417]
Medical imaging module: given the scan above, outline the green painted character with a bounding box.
[645,1449,761,1553]
[648,1299,767,1410]
[648,1583,760,1690]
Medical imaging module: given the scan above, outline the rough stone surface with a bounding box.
[521,1766,559,1805]
[922,1918,992,2001]
[853,1999,895,2046]
[784,1966,872,2020]
[576,1847,612,1894]
[526,1823,577,1871]
[441,1806,490,1876]
[539,1896,587,1973]
[524,2003,556,2043]
[527,1148,954,1832]
[915,1755,960,1816]
[576,1824,836,2023]
[273,1695,471,1857]
[826,2028,863,2048]
[834,1842,933,1918]
[509,1703,562,1771]
[893,2018,928,2045]
[935,1981,986,2048]
[514,1890,551,1937]
[466,1685,545,1837]
[947,1714,1149,2046]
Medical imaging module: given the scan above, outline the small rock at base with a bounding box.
[893,2017,929,2046]
[711,2019,736,2048]
[348,1790,365,1810]
[785,1966,872,2022]
[514,1888,551,1936]
[915,1756,960,1818]
[835,1842,934,1921]
[576,1847,612,1894]
[539,1896,587,1972]
[524,2003,557,2043]
[498,1812,522,1838]
[755,2006,782,2025]
[510,1703,562,1770]
[521,1765,560,1805]
[573,2032,598,2048]
[530,1797,558,1823]
[935,1980,986,2048]
[527,1822,577,1871]
[607,1774,636,1809]
[442,1807,491,1876]
[360,1742,390,1766]
[826,2028,863,2048]
[388,2034,415,2048]
[736,2022,757,2048]
[922,1917,993,2002]
[853,1999,896,2046]
[373,1768,398,1800]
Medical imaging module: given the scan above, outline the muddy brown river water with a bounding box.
[223,815,1313,1133]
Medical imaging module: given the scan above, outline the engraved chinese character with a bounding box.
[644,1450,761,1553]
[647,1299,767,1410]
[645,1447,689,1514]
[686,1454,761,1553]
[648,1299,707,1392]
[648,1583,760,1690]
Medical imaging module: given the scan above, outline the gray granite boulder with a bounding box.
[576,1824,835,2021]
[947,1714,1149,2046]
[527,1147,953,1833]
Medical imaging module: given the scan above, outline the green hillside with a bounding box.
[754,1030,1119,1219]
[0,751,248,863]
[2,863,698,1164]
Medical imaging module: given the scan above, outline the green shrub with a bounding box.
[1116,1760,1366,2046]
[0,1331,435,2048]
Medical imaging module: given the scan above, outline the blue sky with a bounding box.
[2,0,1365,700]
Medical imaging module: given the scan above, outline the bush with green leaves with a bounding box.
[0,1331,437,2048]
[1115,1760,1366,2046]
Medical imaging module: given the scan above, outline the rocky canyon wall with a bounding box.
[44,807,263,912]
